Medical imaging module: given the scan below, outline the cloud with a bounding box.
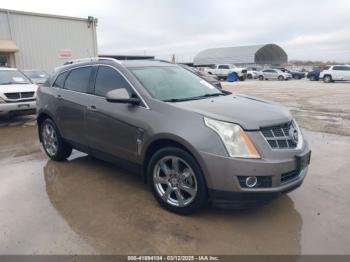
[1,0,350,62]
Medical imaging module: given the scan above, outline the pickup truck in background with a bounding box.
[204,64,247,81]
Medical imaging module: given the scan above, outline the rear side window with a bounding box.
[64,67,92,93]
[323,66,330,70]
[333,66,350,71]
[94,66,133,97]
[333,66,343,71]
[53,71,69,88]
[218,65,229,69]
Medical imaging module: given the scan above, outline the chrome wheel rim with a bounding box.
[153,156,197,207]
[42,123,58,156]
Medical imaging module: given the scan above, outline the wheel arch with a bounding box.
[141,135,207,187]
[37,110,56,142]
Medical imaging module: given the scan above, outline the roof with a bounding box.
[0,39,19,52]
[193,44,288,65]
[0,67,18,71]
[121,60,175,68]
[0,8,93,22]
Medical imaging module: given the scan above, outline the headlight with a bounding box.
[0,97,6,104]
[204,117,260,158]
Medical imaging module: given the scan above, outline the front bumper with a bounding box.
[208,168,307,208]
[198,145,310,207]
[0,101,37,116]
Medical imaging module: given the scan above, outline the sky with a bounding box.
[1,0,350,62]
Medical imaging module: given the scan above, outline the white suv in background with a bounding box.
[0,68,38,117]
[320,65,350,83]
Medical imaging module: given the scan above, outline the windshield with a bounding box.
[23,70,48,79]
[130,66,223,101]
[0,70,32,85]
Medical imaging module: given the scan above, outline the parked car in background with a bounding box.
[179,64,222,89]
[274,68,305,79]
[36,58,310,214]
[22,69,49,84]
[204,64,247,81]
[319,65,350,83]
[307,68,321,81]
[246,67,260,79]
[258,69,292,81]
[0,68,37,117]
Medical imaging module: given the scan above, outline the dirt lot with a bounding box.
[0,79,350,255]
[223,79,350,136]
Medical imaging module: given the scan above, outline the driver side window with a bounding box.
[94,66,133,97]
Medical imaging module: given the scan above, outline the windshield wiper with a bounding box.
[163,93,226,103]
[163,97,196,102]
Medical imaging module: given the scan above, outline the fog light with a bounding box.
[245,176,258,188]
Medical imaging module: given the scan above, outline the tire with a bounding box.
[294,75,300,80]
[247,74,252,79]
[310,75,316,81]
[239,76,246,81]
[324,75,332,83]
[147,147,207,215]
[258,75,264,80]
[278,75,284,81]
[40,118,72,161]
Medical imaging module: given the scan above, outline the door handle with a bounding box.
[56,94,62,100]
[88,105,98,112]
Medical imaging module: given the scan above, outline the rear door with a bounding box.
[56,66,94,145]
[345,66,350,80]
[332,66,347,80]
[85,65,146,162]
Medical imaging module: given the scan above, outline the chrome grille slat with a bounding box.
[261,121,298,149]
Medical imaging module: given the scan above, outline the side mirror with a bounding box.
[105,89,141,105]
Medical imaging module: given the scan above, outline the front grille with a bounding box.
[261,121,298,149]
[238,176,272,188]
[281,170,299,184]
[21,92,35,98]
[5,93,20,99]
[4,92,35,100]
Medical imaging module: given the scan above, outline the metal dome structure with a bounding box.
[193,44,288,66]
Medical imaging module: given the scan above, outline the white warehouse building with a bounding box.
[0,9,98,73]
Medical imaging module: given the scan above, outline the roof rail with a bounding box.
[63,57,121,65]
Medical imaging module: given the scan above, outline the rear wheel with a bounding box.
[147,147,207,215]
[278,75,284,81]
[41,118,72,161]
[258,75,264,80]
[324,75,332,83]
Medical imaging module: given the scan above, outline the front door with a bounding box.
[85,65,147,163]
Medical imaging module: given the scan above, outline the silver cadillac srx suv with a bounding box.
[37,58,311,214]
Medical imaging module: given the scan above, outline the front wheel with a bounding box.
[147,147,207,215]
[41,118,72,161]
[324,75,332,83]
[258,75,264,80]
[278,75,285,81]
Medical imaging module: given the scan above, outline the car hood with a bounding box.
[172,94,292,130]
[0,84,38,94]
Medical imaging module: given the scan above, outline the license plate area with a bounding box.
[18,104,30,108]
[296,151,311,171]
